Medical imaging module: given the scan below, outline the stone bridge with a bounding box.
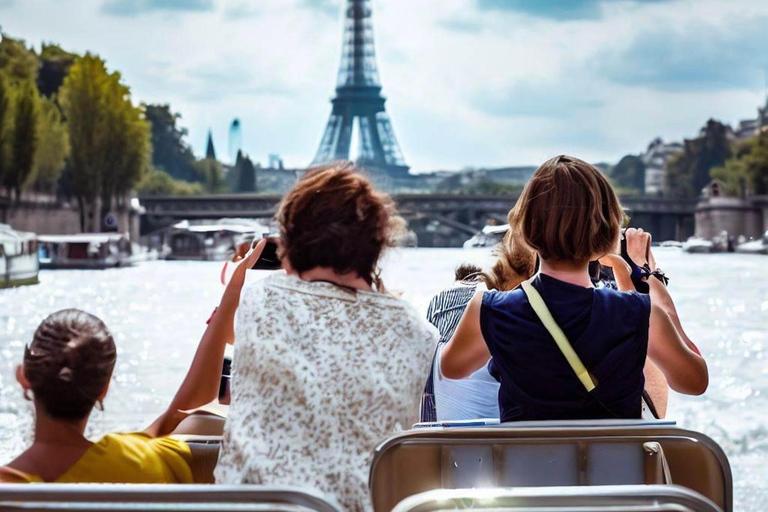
[140,193,698,247]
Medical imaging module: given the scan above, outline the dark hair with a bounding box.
[24,309,116,420]
[277,162,403,286]
[482,229,537,291]
[454,263,482,282]
[509,155,624,263]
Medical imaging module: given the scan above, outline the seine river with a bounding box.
[0,248,766,509]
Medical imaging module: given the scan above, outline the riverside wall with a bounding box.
[695,195,768,240]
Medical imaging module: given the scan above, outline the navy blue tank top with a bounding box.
[480,274,651,422]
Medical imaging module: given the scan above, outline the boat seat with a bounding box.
[390,485,724,512]
[369,420,732,512]
[172,413,226,436]
[170,435,222,484]
[0,484,342,512]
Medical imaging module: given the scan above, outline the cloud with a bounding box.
[223,2,259,20]
[477,0,673,21]
[101,0,214,16]
[595,16,768,92]
[0,0,14,8]
[437,18,484,34]
[303,0,338,17]
[470,81,604,119]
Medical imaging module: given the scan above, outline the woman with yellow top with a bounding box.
[0,244,265,484]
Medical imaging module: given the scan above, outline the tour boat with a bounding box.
[165,220,269,261]
[0,224,39,288]
[37,233,137,269]
[463,224,508,249]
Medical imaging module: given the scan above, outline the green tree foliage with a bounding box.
[610,155,645,194]
[32,96,70,193]
[0,75,10,186]
[136,167,204,196]
[0,33,38,84]
[4,80,40,200]
[665,119,731,198]
[60,54,151,231]
[711,133,768,196]
[194,157,225,193]
[37,43,77,97]
[231,150,256,193]
[144,103,199,182]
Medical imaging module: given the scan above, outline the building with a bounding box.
[641,138,683,195]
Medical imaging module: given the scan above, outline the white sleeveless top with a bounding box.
[214,273,437,512]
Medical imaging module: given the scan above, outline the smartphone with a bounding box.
[251,238,282,270]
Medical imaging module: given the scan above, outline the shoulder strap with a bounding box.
[521,278,598,392]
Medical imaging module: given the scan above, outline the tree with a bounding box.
[610,155,645,194]
[665,119,731,197]
[143,103,199,182]
[0,33,38,84]
[60,54,151,231]
[711,133,768,196]
[194,157,225,193]
[0,75,9,188]
[32,96,70,194]
[230,150,256,192]
[136,167,204,196]
[4,80,39,200]
[37,43,77,97]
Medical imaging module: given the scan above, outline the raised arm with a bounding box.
[647,296,708,395]
[145,240,265,437]
[440,289,491,380]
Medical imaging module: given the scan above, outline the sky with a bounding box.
[2,0,768,172]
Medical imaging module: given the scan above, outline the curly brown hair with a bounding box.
[277,162,402,286]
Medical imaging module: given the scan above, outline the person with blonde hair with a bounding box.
[441,155,708,421]
[420,231,535,422]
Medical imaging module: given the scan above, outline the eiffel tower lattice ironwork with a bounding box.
[311,0,409,177]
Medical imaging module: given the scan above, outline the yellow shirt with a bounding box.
[0,433,194,484]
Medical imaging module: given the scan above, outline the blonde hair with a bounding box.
[482,229,537,291]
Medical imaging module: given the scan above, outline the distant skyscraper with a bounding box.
[228,118,243,164]
[311,0,408,178]
[205,129,217,160]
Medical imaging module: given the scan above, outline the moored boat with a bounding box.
[0,224,39,288]
[165,219,269,261]
[38,233,135,269]
[735,231,768,255]
[463,224,508,249]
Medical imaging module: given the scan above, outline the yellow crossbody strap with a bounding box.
[521,278,598,392]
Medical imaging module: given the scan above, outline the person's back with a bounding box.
[482,274,649,421]
[1,433,192,483]
[214,164,437,511]
[440,155,707,422]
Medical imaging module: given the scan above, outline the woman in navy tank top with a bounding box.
[441,155,708,422]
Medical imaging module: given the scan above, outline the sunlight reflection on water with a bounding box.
[0,248,766,509]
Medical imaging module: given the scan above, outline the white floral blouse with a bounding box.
[214,273,438,511]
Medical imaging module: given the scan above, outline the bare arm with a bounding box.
[440,289,491,380]
[144,241,265,437]
[647,300,708,395]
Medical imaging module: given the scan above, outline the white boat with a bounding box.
[735,231,768,254]
[463,224,508,249]
[0,224,39,288]
[166,219,269,261]
[681,237,714,254]
[38,233,135,269]
[659,240,683,248]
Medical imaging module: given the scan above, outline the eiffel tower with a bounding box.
[311,0,409,178]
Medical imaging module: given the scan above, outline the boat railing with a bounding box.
[0,484,342,512]
[369,420,732,512]
[391,485,723,512]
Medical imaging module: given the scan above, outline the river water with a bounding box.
[0,248,766,509]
